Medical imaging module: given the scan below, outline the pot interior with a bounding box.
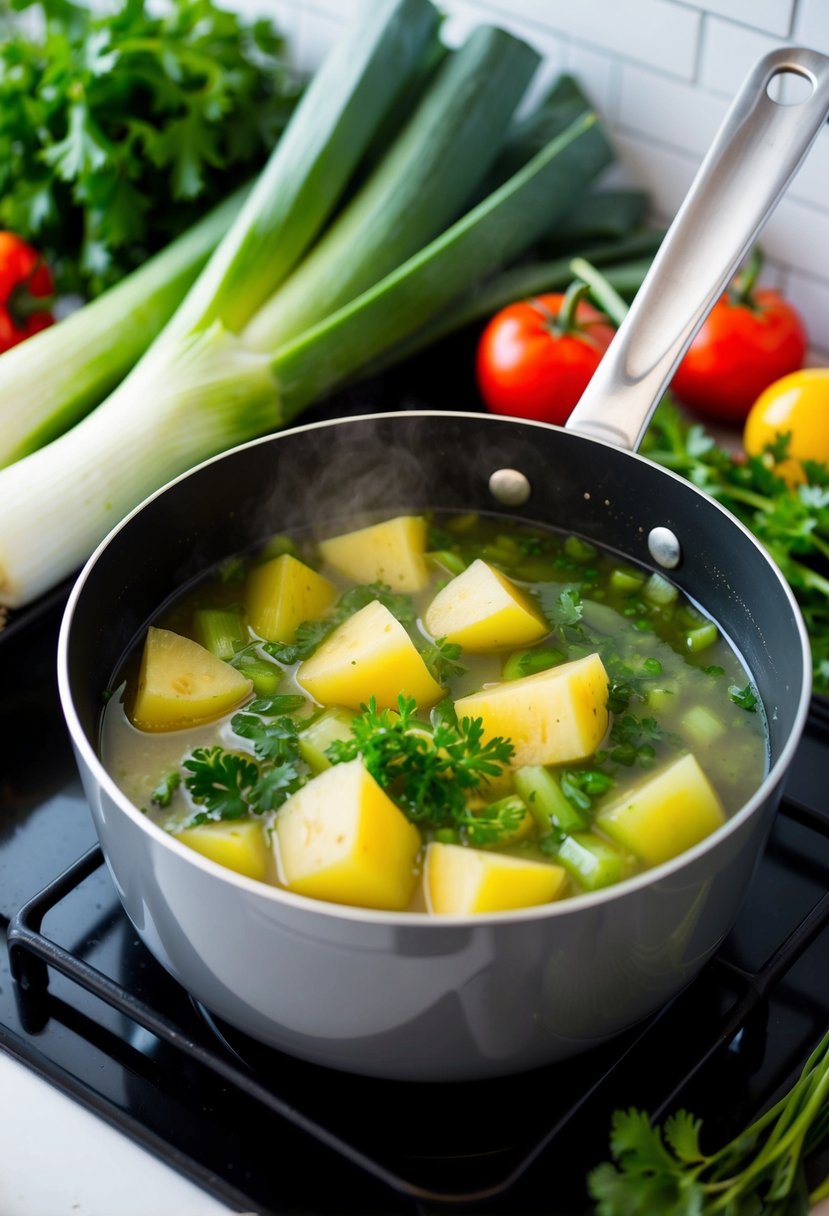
[63,411,810,783]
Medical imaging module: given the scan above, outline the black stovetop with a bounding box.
[2,569,829,1215]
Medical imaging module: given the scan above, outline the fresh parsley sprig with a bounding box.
[182,746,260,821]
[588,1025,829,1213]
[0,0,299,293]
[643,399,829,697]
[326,695,514,835]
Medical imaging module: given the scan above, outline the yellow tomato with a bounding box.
[743,368,829,485]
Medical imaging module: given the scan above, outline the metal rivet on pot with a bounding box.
[489,468,531,506]
[648,526,682,569]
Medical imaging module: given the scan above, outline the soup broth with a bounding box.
[101,511,767,915]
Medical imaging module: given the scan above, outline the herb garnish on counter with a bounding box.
[589,1024,829,1213]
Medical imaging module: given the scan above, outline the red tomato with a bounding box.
[671,262,807,424]
[475,290,616,425]
[0,231,55,353]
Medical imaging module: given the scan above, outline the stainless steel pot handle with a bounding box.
[565,46,829,451]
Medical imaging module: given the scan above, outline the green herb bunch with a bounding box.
[643,399,829,697]
[0,0,299,293]
[589,1026,829,1214]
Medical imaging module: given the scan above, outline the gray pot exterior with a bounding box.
[59,412,812,1082]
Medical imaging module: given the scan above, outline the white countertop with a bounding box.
[0,1050,243,1216]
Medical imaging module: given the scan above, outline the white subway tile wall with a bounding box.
[255,0,829,354]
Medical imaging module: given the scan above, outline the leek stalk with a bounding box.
[0,188,248,468]
[271,110,612,418]
[243,25,540,350]
[0,0,619,611]
[165,0,442,340]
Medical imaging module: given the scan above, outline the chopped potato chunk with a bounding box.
[176,819,271,882]
[296,599,443,710]
[131,627,252,731]
[454,652,609,767]
[424,841,566,914]
[318,515,429,591]
[246,553,336,643]
[275,758,422,910]
[424,558,548,651]
[595,752,726,866]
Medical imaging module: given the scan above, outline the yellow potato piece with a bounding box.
[131,627,252,732]
[595,752,726,867]
[454,652,609,767]
[176,819,271,882]
[274,758,422,910]
[318,515,429,591]
[424,842,566,914]
[296,599,443,711]
[246,553,336,643]
[424,558,547,651]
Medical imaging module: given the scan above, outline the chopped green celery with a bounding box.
[502,647,565,680]
[193,608,246,661]
[564,535,597,563]
[555,831,626,891]
[643,572,678,606]
[646,685,678,712]
[610,567,645,594]
[682,704,726,746]
[686,621,719,652]
[427,549,466,577]
[298,706,357,771]
[513,766,587,834]
[235,656,283,696]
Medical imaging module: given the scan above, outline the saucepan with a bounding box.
[57,47,825,1081]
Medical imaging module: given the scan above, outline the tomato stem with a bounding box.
[530,279,591,335]
[728,245,763,308]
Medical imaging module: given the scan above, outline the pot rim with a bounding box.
[57,408,813,929]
